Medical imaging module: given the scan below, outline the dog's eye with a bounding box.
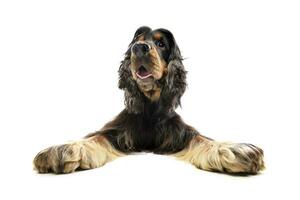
[155,40,165,48]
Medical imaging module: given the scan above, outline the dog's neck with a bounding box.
[141,87,161,102]
[140,97,176,124]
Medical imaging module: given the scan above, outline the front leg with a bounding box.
[174,135,265,174]
[33,135,123,174]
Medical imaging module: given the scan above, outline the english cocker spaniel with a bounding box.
[34,26,265,174]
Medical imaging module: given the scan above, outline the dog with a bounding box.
[33,26,265,174]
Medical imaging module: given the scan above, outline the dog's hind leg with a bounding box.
[33,135,124,174]
[173,134,265,174]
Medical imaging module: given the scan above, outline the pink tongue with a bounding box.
[139,70,150,77]
[137,67,152,79]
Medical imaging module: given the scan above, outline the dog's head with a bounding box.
[119,26,186,114]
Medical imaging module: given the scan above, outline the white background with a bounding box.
[0,0,299,199]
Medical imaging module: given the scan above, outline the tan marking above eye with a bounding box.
[153,32,162,40]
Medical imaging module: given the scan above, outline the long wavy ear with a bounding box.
[160,30,187,112]
[118,26,152,114]
[118,58,144,114]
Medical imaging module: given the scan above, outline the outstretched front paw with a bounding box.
[33,143,84,174]
[219,143,265,174]
[33,138,114,174]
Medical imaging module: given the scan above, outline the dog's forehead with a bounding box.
[138,29,166,41]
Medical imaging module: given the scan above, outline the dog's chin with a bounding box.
[133,65,160,92]
[136,76,155,92]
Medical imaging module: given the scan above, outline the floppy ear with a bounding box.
[118,58,145,114]
[161,60,187,111]
[118,26,152,114]
[160,30,187,111]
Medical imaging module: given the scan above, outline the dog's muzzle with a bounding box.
[131,42,151,57]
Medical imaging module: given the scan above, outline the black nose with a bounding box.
[132,43,151,57]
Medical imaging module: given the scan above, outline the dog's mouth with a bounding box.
[136,65,153,80]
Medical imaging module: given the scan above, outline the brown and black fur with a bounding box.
[33,26,265,174]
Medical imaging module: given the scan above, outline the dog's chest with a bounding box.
[132,117,160,150]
